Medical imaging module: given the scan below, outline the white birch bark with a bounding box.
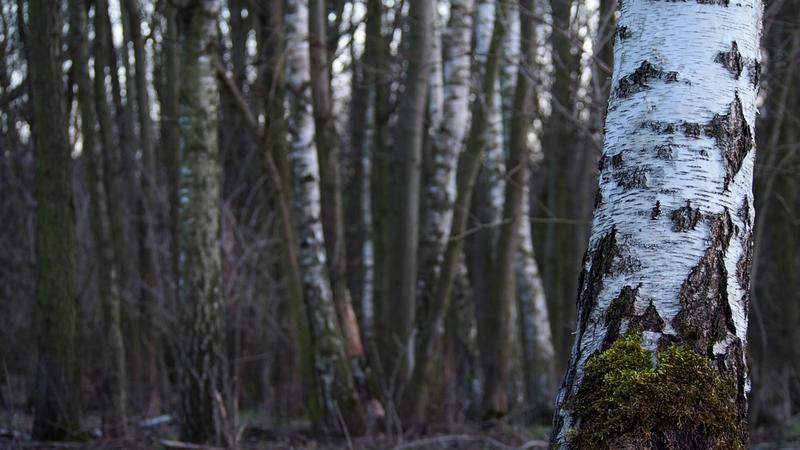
[552,0,762,445]
[284,0,363,433]
[418,0,474,300]
[428,0,445,133]
[360,87,376,340]
[476,0,506,227]
[175,0,224,442]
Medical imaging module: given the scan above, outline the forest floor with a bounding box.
[2,408,800,449]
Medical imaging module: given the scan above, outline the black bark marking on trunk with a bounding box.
[748,60,761,88]
[715,337,748,438]
[655,144,675,160]
[558,228,622,415]
[615,60,679,98]
[651,201,661,220]
[671,201,702,232]
[704,95,752,190]
[602,285,638,350]
[736,231,753,292]
[614,166,648,190]
[673,210,736,355]
[611,152,624,168]
[737,196,751,227]
[617,25,631,40]
[715,41,743,79]
[643,120,703,139]
[630,301,665,333]
[682,122,702,138]
[580,229,621,328]
[594,187,603,208]
[598,153,608,171]
[697,0,730,5]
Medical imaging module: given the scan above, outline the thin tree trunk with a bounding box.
[385,0,434,385]
[541,0,577,367]
[29,0,81,440]
[401,0,508,423]
[175,0,225,443]
[551,1,762,447]
[122,0,163,412]
[308,0,366,367]
[92,0,129,434]
[417,0,474,332]
[284,0,365,434]
[481,0,536,417]
[515,171,555,421]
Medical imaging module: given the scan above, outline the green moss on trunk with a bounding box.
[568,333,743,449]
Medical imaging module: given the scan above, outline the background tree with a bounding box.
[175,0,226,442]
[28,0,80,440]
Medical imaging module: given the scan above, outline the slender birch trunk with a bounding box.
[515,172,555,420]
[551,1,762,447]
[29,0,81,440]
[175,0,225,443]
[308,0,366,369]
[284,0,365,434]
[402,0,508,423]
[418,0,474,310]
[246,0,320,424]
[481,0,534,416]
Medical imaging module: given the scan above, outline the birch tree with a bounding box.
[29,0,80,440]
[284,0,365,434]
[417,0,475,331]
[482,0,535,417]
[402,0,508,423]
[308,0,366,376]
[175,0,225,442]
[551,1,763,447]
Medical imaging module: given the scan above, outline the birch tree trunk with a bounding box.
[418,0,475,311]
[29,0,81,440]
[402,0,508,423]
[515,172,555,420]
[482,0,535,417]
[308,0,366,370]
[175,0,225,442]
[551,1,762,447]
[284,0,365,434]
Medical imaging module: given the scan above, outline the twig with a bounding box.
[159,439,227,450]
[389,433,547,450]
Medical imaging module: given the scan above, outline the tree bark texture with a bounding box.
[284,0,365,434]
[176,0,225,443]
[551,1,763,447]
[29,0,81,440]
